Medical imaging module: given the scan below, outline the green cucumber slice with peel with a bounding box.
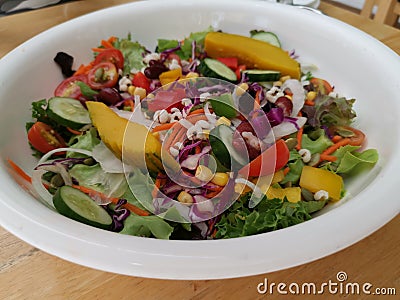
[53,185,112,230]
[199,58,237,82]
[251,31,281,48]
[241,70,281,82]
[47,97,91,130]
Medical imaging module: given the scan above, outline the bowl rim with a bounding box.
[0,0,399,280]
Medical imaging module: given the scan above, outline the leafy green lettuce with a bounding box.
[328,145,379,175]
[215,194,326,239]
[114,35,148,74]
[67,128,100,158]
[301,128,333,154]
[157,27,213,60]
[302,94,356,128]
[120,214,174,240]
[69,163,127,198]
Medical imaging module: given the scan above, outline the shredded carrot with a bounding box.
[319,154,337,162]
[107,36,117,44]
[295,126,304,150]
[195,146,201,154]
[331,135,343,143]
[91,47,106,53]
[67,127,83,135]
[254,90,261,110]
[163,114,208,150]
[122,202,150,216]
[152,174,163,198]
[205,190,220,199]
[73,63,93,76]
[124,99,135,112]
[7,159,32,183]
[188,108,205,115]
[322,138,351,156]
[101,39,115,49]
[72,184,149,216]
[152,122,175,133]
[304,100,315,106]
[283,167,290,176]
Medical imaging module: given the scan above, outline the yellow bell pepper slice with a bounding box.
[159,68,182,86]
[299,166,343,201]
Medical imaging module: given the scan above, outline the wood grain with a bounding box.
[0,1,399,299]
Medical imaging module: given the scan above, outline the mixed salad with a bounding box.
[17,27,379,239]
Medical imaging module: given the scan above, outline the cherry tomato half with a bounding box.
[331,125,366,146]
[54,74,88,99]
[87,62,118,90]
[132,72,151,92]
[27,122,66,154]
[94,48,124,70]
[310,77,333,95]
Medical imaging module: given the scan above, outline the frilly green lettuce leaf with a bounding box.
[120,214,174,239]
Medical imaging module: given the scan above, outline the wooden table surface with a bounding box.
[0,1,399,299]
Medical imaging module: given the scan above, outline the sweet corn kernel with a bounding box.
[199,129,210,139]
[185,72,199,79]
[306,91,317,101]
[234,183,251,195]
[127,85,136,95]
[235,82,249,96]
[195,165,214,182]
[146,93,155,99]
[216,116,231,126]
[211,172,229,186]
[134,87,147,100]
[177,191,193,205]
[280,75,291,83]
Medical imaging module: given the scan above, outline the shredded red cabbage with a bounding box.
[106,199,130,232]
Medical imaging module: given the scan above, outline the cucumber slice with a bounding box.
[251,31,281,48]
[47,97,91,130]
[53,185,112,230]
[199,58,237,82]
[209,124,248,170]
[242,70,281,82]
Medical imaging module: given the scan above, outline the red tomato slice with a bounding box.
[235,64,246,81]
[238,139,289,177]
[331,125,365,146]
[310,77,333,95]
[87,62,118,90]
[94,48,124,70]
[217,57,238,70]
[132,72,151,92]
[54,74,88,99]
[147,88,187,112]
[27,122,66,154]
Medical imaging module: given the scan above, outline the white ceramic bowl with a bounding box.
[0,0,399,280]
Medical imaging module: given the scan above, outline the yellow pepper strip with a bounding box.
[204,32,301,79]
[299,166,343,201]
[266,186,302,203]
[159,68,182,86]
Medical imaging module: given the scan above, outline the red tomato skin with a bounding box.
[132,72,151,92]
[94,48,124,70]
[216,57,238,70]
[147,88,187,112]
[238,139,289,177]
[54,75,88,99]
[310,78,333,95]
[87,62,118,90]
[27,122,66,154]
